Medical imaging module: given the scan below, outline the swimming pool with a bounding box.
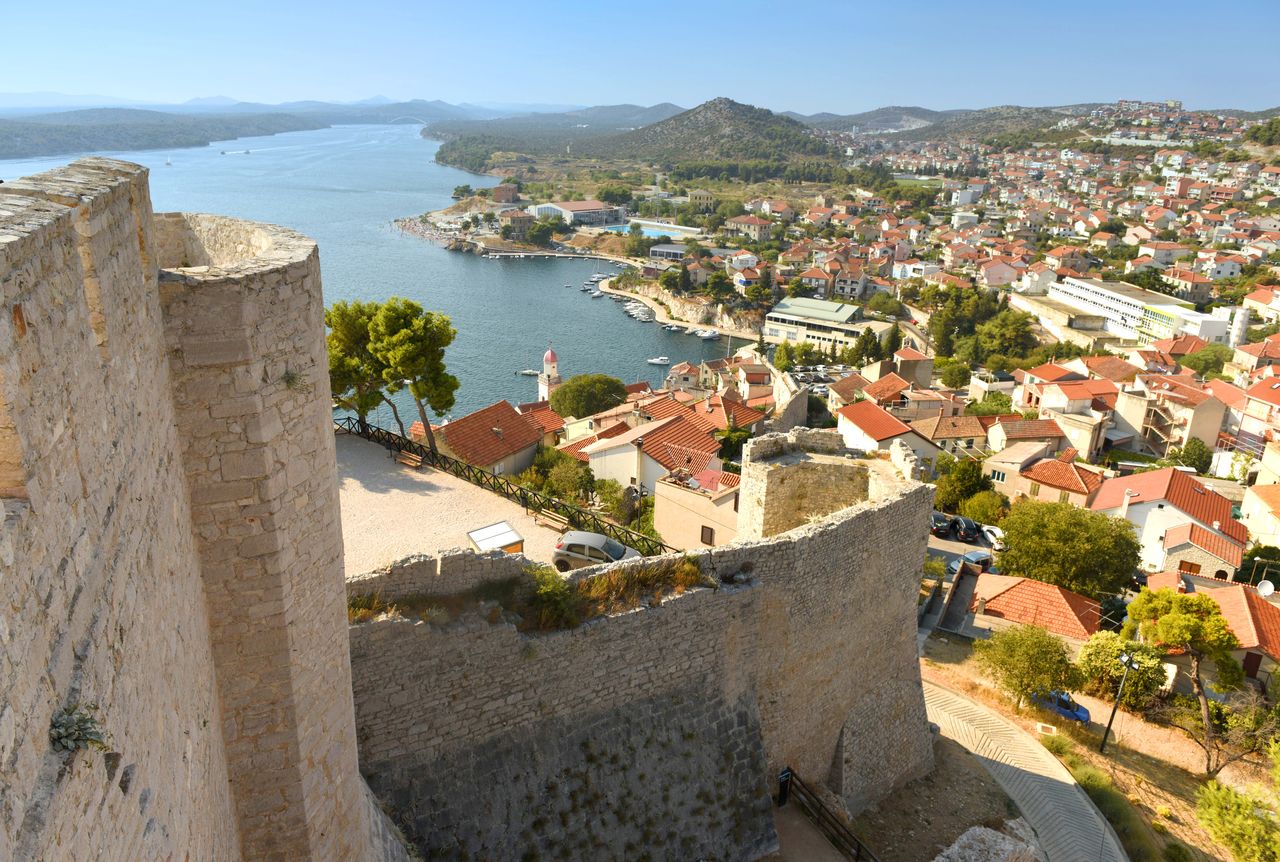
[603,221,700,239]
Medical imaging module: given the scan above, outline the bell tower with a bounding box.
[538,346,561,401]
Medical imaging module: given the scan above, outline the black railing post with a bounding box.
[777,767,792,807]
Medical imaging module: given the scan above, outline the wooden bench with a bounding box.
[394,450,424,470]
[535,510,571,532]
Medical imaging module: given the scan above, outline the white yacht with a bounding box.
[646,356,670,365]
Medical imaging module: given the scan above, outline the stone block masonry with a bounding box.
[350,428,935,858]
[0,159,405,860]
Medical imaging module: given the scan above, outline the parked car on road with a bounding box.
[953,516,981,542]
[946,550,994,576]
[552,531,641,572]
[981,525,1005,551]
[1031,691,1090,723]
[930,512,956,537]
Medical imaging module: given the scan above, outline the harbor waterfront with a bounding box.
[0,124,745,423]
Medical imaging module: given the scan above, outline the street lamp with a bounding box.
[1099,652,1139,753]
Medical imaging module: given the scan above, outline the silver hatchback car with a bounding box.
[552,530,641,571]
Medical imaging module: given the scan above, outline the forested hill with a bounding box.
[0,109,327,160]
[431,98,838,173]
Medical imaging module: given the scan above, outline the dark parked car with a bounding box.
[1031,691,1091,723]
[946,550,994,576]
[930,512,955,537]
[953,516,981,542]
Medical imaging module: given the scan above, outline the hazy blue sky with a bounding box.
[7,0,1278,113]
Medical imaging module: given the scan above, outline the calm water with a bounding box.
[1,125,742,422]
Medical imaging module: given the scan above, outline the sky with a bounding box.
[5,0,1279,114]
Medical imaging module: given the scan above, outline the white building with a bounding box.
[1048,277,1236,346]
[763,297,883,352]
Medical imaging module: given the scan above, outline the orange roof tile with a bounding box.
[1162,522,1244,568]
[971,574,1100,640]
[1020,457,1103,497]
[1204,586,1280,659]
[836,401,912,442]
[862,372,911,403]
[1092,468,1246,544]
[440,400,542,468]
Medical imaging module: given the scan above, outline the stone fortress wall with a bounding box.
[349,429,936,860]
[0,159,404,861]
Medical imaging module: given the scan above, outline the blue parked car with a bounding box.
[1032,691,1090,723]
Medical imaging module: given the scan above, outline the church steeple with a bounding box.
[538,345,561,401]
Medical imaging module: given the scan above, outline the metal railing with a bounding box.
[777,768,879,862]
[334,415,677,557]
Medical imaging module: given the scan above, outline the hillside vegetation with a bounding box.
[799,105,961,133]
[431,97,837,173]
[0,109,327,159]
[885,105,1071,142]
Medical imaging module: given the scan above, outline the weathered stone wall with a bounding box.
[346,548,531,602]
[350,430,935,856]
[0,160,240,861]
[737,428,872,540]
[0,159,406,861]
[157,210,375,859]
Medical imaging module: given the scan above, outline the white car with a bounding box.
[981,525,1005,551]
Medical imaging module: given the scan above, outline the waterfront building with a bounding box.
[526,200,625,226]
[763,297,870,351]
[537,346,562,402]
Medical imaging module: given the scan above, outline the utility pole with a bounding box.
[1099,652,1138,754]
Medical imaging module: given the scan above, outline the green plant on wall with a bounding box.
[49,703,111,754]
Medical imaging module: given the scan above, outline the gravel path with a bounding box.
[335,433,562,575]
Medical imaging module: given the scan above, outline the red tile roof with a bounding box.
[439,400,542,468]
[1162,522,1244,568]
[993,418,1065,441]
[909,414,987,441]
[862,372,911,403]
[836,401,912,442]
[1020,457,1103,497]
[1245,377,1280,408]
[894,347,929,361]
[1024,362,1083,383]
[971,574,1100,640]
[517,401,566,435]
[828,373,870,401]
[1151,334,1208,356]
[557,421,631,462]
[581,415,721,473]
[694,393,766,432]
[1091,467,1246,543]
[1078,355,1140,383]
[1206,586,1280,659]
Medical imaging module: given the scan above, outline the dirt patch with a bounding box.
[853,737,1019,862]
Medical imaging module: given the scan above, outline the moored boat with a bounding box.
[647,356,670,365]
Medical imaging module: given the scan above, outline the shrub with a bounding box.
[1162,844,1192,862]
[1076,631,1167,710]
[1040,733,1071,756]
[1196,780,1280,862]
[1069,762,1162,862]
[49,704,110,754]
[348,593,397,623]
[528,565,580,630]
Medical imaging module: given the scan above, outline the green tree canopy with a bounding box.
[1075,631,1168,710]
[940,362,972,389]
[326,300,389,422]
[973,309,1038,361]
[965,391,1013,416]
[368,297,459,453]
[1180,343,1233,377]
[1196,779,1280,862]
[1163,437,1213,474]
[773,341,793,372]
[998,500,1139,599]
[959,489,1009,526]
[548,374,627,420]
[934,458,993,512]
[867,291,903,316]
[974,624,1081,710]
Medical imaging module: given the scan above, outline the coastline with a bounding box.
[598,278,760,342]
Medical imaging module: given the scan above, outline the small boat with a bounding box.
[165,158,173,166]
[517,369,539,376]
[590,291,604,298]
[664,324,682,331]
[580,285,592,291]
[698,329,721,340]
[647,356,670,365]
[564,284,572,288]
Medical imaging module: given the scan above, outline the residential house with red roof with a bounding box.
[1238,374,1280,443]
[908,414,989,456]
[825,372,870,410]
[1091,467,1247,573]
[653,468,741,550]
[835,401,940,469]
[516,400,566,446]
[580,414,721,493]
[1143,574,1280,690]
[964,574,1101,643]
[414,400,542,476]
[1240,482,1280,549]
[986,418,1070,454]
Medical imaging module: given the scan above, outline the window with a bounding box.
[990,470,1006,483]
[1059,490,1070,503]
[700,526,715,546]
[1029,482,1042,497]
[586,547,609,563]
[733,492,739,512]
[1178,560,1201,575]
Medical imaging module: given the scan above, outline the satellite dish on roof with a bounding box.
[1259,580,1276,598]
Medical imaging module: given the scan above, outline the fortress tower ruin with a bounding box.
[0,159,404,861]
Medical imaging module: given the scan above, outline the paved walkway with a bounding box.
[924,681,1127,862]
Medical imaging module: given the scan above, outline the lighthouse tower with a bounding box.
[538,346,562,401]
